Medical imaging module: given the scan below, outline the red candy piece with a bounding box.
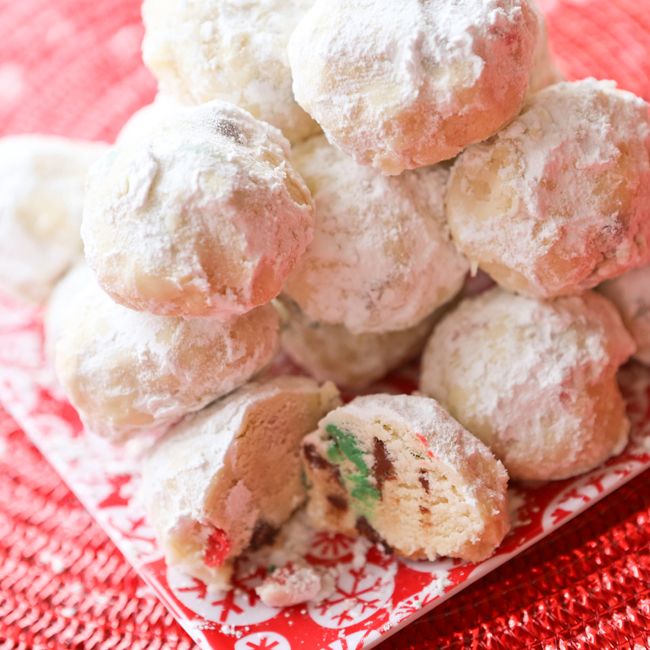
[204,528,231,568]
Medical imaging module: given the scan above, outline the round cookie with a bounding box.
[527,4,563,96]
[0,135,107,303]
[115,93,181,145]
[278,297,438,390]
[447,79,650,298]
[420,288,635,481]
[301,394,509,563]
[141,376,340,589]
[82,100,314,318]
[141,0,319,143]
[600,265,650,365]
[53,267,280,441]
[283,136,468,334]
[288,0,539,174]
[44,264,90,362]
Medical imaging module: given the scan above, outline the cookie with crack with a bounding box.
[141,376,340,589]
[301,394,509,563]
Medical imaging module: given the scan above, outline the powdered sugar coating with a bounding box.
[0,135,107,303]
[288,0,538,174]
[600,265,650,365]
[44,264,89,362]
[53,267,280,442]
[284,136,468,334]
[115,93,182,145]
[82,101,314,318]
[278,296,439,390]
[141,376,340,589]
[302,393,509,562]
[420,288,635,480]
[447,79,650,298]
[142,0,319,143]
[256,564,323,607]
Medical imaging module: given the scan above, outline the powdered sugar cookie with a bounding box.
[283,136,468,333]
[420,288,635,481]
[278,297,438,390]
[447,79,650,298]
[82,101,313,318]
[115,93,181,144]
[288,0,538,174]
[527,4,563,96]
[44,264,89,362]
[142,0,319,143]
[141,377,340,589]
[54,268,279,441]
[0,135,107,303]
[302,394,509,562]
[600,265,650,365]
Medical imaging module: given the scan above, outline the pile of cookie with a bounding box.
[1,0,649,605]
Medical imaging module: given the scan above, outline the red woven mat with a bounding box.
[0,0,649,648]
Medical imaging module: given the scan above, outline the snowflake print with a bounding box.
[3,291,650,650]
[306,532,355,566]
[102,510,161,563]
[210,590,245,623]
[232,562,268,608]
[235,632,290,650]
[177,576,207,600]
[168,566,279,627]
[309,563,395,629]
[326,627,382,650]
[97,473,132,509]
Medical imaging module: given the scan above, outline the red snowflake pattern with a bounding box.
[177,576,208,600]
[306,532,354,566]
[108,515,156,545]
[244,637,279,650]
[97,474,132,509]
[231,562,268,608]
[210,590,245,623]
[315,567,385,626]
[2,288,650,649]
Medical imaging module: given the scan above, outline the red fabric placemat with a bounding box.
[0,0,649,648]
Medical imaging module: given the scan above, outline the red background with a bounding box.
[0,0,648,647]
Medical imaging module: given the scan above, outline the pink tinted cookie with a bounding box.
[447,79,650,298]
[141,377,340,589]
[289,0,539,173]
[600,265,650,365]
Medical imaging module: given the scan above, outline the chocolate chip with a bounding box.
[327,494,348,511]
[418,470,430,494]
[355,516,392,553]
[303,443,330,470]
[373,438,396,494]
[303,443,344,486]
[249,520,278,551]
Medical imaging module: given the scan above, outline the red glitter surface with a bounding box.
[0,0,648,647]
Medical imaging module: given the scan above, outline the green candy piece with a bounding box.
[325,423,380,504]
